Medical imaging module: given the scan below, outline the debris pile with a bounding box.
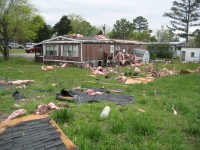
[0,79,35,90]
[2,102,61,122]
[125,77,154,84]
[34,102,60,115]
[111,52,137,65]
[94,35,110,40]
[92,66,108,75]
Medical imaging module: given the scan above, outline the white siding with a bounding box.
[181,48,200,62]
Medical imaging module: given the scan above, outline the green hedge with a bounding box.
[147,44,173,59]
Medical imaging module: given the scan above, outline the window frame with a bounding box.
[62,45,79,57]
[45,45,58,56]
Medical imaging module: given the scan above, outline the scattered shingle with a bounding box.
[0,117,69,150]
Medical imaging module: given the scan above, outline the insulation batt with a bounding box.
[5,109,26,121]
[47,102,60,109]
[35,104,48,115]
[85,89,103,95]
[9,80,34,84]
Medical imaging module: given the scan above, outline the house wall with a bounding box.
[82,43,109,61]
[43,43,81,62]
[181,48,200,62]
[38,38,148,66]
[112,44,147,54]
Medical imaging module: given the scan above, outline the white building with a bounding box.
[180,47,200,62]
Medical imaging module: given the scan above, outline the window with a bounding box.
[46,45,58,56]
[98,45,103,51]
[110,45,114,53]
[136,46,140,49]
[191,52,195,57]
[63,45,79,57]
[115,46,121,51]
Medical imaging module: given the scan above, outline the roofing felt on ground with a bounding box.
[0,115,77,150]
[57,89,135,105]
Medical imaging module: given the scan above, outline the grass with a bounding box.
[51,109,74,124]
[0,56,200,149]
[9,49,26,54]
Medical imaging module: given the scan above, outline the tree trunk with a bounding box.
[2,39,10,60]
[3,46,9,60]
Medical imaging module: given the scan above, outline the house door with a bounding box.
[181,51,186,61]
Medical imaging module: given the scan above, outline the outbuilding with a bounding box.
[133,49,150,63]
[180,47,200,62]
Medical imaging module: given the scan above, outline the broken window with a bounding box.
[46,45,58,56]
[191,52,195,57]
[63,45,79,57]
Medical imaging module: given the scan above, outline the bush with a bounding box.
[148,44,173,59]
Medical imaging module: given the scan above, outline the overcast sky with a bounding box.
[30,0,175,32]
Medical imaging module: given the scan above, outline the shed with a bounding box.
[180,47,200,62]
[133,49,150,63]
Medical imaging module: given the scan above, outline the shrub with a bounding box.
[148,44,173,59]
[132,72,139,76]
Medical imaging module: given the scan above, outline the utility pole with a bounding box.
[103,24,106,35]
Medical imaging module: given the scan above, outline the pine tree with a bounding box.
[53,16,72,36]
[164,0,200,43]
[133,16,148,32]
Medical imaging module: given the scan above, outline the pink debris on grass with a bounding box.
[85,89,103,95]
[92,66,108,75]
[5,109,26,121]
[41,66,55,71]
[9,80,34,85]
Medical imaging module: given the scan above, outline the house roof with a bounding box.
[112,39,147,45]
[41,35,146,45]
[0,115,77,150]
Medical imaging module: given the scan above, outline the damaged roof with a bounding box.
[0,115,77,150]
[41,35,147,45]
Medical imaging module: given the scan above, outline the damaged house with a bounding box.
[35,35,147,66]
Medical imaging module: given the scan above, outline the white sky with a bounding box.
[30,0,176,32]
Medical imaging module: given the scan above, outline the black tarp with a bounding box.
[56,89,135,105]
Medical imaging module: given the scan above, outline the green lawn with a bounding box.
[9,48,26,54]
[0,56,200,149]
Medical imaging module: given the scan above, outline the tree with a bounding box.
[34,24,53,43]
[111,18,133,39]
[156,25,179,42]
[53,15,72,36]
[0,0,40,60]
[12,15,44,44]
[129,31,151,41]
[133,16,148,32]
[68,14,98,36]
[164,0,200,43]
[193,29,200,46]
